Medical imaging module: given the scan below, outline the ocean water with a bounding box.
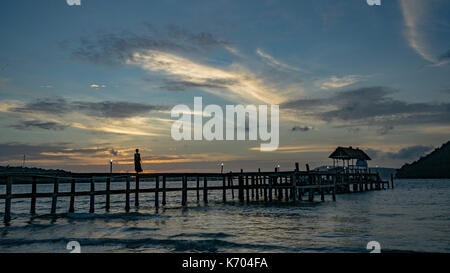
[0,179,449,253]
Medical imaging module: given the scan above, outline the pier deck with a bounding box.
[0,163,393,223]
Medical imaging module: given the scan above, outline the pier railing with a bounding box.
[0,163,393,223]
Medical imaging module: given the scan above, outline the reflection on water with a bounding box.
[0,179,449,253]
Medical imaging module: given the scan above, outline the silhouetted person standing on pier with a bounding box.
[134,149,143,173]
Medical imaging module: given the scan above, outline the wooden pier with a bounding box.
[0,163,392,223]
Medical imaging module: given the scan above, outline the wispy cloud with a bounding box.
[256,48,304,72]
[1,99,170,136]
[90,84,106,88]
[127,50,286,104]
[399,0,450,66]
[318,75,361,90]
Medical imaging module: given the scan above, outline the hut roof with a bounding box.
[329,146,371,161]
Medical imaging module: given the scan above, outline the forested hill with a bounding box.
[396,141,450,179]
[0,166,70,175]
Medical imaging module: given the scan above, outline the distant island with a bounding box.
[396,140,450,179]
[0,166,70,175]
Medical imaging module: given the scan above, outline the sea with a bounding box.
[0,178,449,253]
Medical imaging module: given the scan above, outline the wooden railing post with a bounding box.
[30,176,37,214]
[69,178,76,213]
[162,176,167,206]
[203,176,208,203]
[332,176,337,201]
[238,170,244,202]
[222,175,226,202]
[105,177,111,211]
[182,176,187,206]
[292,175,297,202]
[135,174,140,207]
[4,176,12,223]
[196,176,200,202]
[268,176,273,202]
[89,178,95,213]
[251,176,255,200]
[51,178,59,215]
[155,176,160,208]
[125,177,130,212]
[245,176,250,202]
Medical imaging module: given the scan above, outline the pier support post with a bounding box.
[251,176,255,200]
[268,177,273,202]
[182,176,187,206]
[105,177,111,211]
[292,175,297,203]
[320,189,325,201]
[125,177,130,212]
[155,176,159,208]
[51,178,59,215]
[239,170,244,202]
[30,176,37,214]
[162,176,167,206]
[308,188,314,202]
[69,178,75,213]
[264,176,268,202]
[230,173,235,199]
[222,175,227,202]
[332,176,337,201]
[135,174,140,207]
[196,176,200,202]
[245,176,250,202]
[255,175,259,200]
[4,176,12,223]
[391,174,394,189]
[203,177,208,204]
[89,178,95,213]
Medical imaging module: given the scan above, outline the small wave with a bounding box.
[0,237,292,253]
[169,232,235,239]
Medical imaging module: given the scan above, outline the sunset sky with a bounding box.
[0,0,449,173]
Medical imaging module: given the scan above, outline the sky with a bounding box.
[0,0,449,173]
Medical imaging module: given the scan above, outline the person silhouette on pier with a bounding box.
[134,149,143,173]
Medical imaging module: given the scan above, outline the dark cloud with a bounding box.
[367,145,433,161]
[0,143,115,162]
[160,78,238,92]
[10,120,68,131]
[12,98,70,115]
[64,24,229,66]
[282,86,450,131]
[291,125,312,132]
[11,98,167,118]
[438,49,450,62]
[73,101,167,118]
[109,148,119,156]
